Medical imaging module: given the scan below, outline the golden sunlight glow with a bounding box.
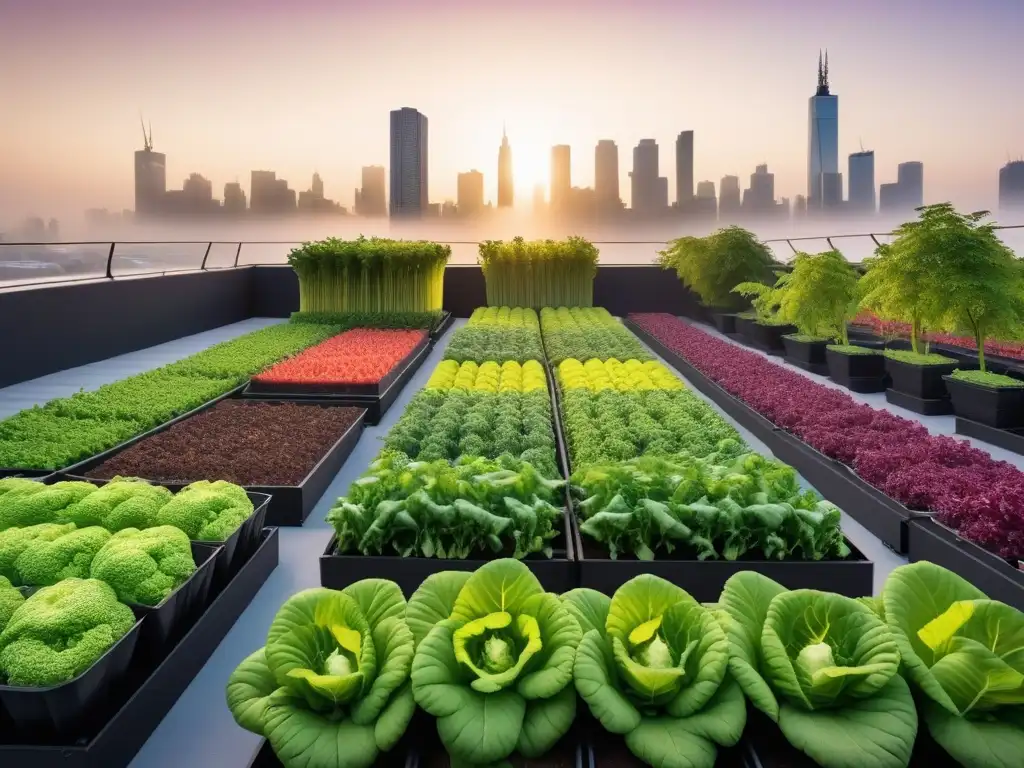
[512,143,548,199]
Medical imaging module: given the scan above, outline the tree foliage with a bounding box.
[775,250,860,343]
[658,227,776,309]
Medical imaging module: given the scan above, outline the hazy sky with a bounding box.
[3,0,1024,222]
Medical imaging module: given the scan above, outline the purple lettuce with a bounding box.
[629,313,1024,560]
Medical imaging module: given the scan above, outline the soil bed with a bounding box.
[83,400,364,486]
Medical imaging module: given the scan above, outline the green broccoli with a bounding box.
[0,522,77,585]
[0,578,135,687]
[59,477,173,531]
[0,575,25,633]
[16,526,112,586]
[155,480,254,540]
[0,480,98,531]
[90,526,197,606]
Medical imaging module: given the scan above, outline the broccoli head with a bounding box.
[0,577,135,687]
[0,480,98,531]
[16,525,112,586]
[154,480,254,540]
[0,522,77,585]
[59,477,173,532]
[90,526,197,606]
[0,575,25,633]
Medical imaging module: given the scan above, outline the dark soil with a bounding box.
[85,400,363,486]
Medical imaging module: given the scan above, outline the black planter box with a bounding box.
[712,312,738,335]
[742,323,798,356]
[0,527,279,767]
[884,387,953,416]
[199,492,270,588]
[944,374,1024,429]
[0,470,53,480]
[884,357,957,400]
[734,315,756,340]
[825,347,887,393]
[907,518,1024,612]
[430,311,454,341]
[245,334,430,398]
[64,399,367,527]
[782,336,829,375]
[955,416,1024,456]
[129,541,220,655]
[0,612,143,738]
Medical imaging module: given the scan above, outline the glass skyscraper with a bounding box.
[807,51,839,209]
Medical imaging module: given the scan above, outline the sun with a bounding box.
[512,143,548,200]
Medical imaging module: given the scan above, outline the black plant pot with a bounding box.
[746,322,798,355]
[782,336,829,374]
[734,315,756,340]
[885,358,957,400]
[825,347,887,392]
[944,375,1024,429]
[711,312,738,335]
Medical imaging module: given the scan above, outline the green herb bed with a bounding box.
[541,306,652,364]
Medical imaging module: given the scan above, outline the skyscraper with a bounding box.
[223,182,247,213]
[675,131,694,207]
[311,172,324,199]
[719,175,741,217]
[630,139,666,215]
[744,164,775,213]
[497,127,513,208]
[807,51,839,209]
[550,145,571,213]
[390,107,428,217]
[457,170,485,216]
[595,140,620,210]
[695,180,717,218]
[355,166,387,217]
[848,151,875,212]
[134,121,166,217]
[897,162,924,209]
[999,161,1024,210]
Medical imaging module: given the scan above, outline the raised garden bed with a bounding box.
[0,470,53,480]
[711,311,738,335]
[907,518,1024,612]
[944,373,1024,428]
[884,387,953,416]
[825,346,887,393]
[0,527,279,767]
[65,399,365,526]
[430,310,454,340]
[955,416,1024,456]
[782,336,829,375]
[741,322,797,356]
[884,356,957,414]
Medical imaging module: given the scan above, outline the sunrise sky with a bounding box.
[3,0,1023,221]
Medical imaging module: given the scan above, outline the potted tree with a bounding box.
[860,204,960,412]
[929,207,1024,428]
[732,272,797,355]
[658,226,775,333]
[772,249,874,380]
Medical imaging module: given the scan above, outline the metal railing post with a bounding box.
[105,242,116,278]
[233,242,243,268]
[199,242,213,270]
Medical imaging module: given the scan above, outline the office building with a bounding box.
[551,145,571,212]
[595,140,620,209]
[498,128,513,208]
[793,194,808,216]
[847,151,875,212]
[250,170,296,214]
[744,164,775,213]
[390,107,428,216]
[808,51,839,209]
[457,170,485,216]
[694,180,717,218]
[311,172,324,199]
[1000,161,1024,210]
[675,131,694,207]
[134,122,166,217]
[355,166,387,217]
[719,175,741,217]
[898,162,924,208]
[630,139,667,215]
[223,182,247,213]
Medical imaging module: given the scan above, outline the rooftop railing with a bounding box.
[3,224,1024,289]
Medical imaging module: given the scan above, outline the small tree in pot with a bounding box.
[731,272,796,354]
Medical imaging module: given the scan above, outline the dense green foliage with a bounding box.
[410,559,581,764]
[60,476,173,531]
[15,525,112,586]
[289,237,450,314]
[0,523,76,585]
[0,322,336,469]
[565,576,745,768]
[883,349,957,366]
[479,237,599,308]
[444,327,544,363]
[659,226,776,308]
[950,369,1024,388]
[0,480,96,530]
[0,578,136,687]
[226,582,416,768]
[290,310,443,329]
[826,344,880,356]
[541,307,652,364]
[0,575,24,633]
[154,480,255,540]
[774,250,860,343]
[90,526,196,606]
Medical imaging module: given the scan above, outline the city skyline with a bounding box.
[3,0,1024,222]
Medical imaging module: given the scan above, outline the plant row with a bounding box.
[541,307,653,364]
[251,328,427,386]
[288,237,450,314]
[479,236,599,308]
[630,313,1024,560]
[226,557,1020,768]
[0,322,339,470]
[553,360,849,562]
[444,307,544,363]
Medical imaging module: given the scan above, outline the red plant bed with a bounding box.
[852,312,1024,361]
[252,328,427,386]
[630,312,1024,560]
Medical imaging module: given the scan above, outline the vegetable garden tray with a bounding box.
[625,318,915,554]
[429,310,454,341]
[907,518,1024,612]
[955,415,1024,457]
[0,469,53,480]
[0,526,280,768]
[62,399,367,527]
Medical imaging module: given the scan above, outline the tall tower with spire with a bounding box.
[497,124,513,208]
[808,49,840,209]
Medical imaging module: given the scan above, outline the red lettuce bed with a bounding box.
[852,312,1024,362]
[629,312,1024,561]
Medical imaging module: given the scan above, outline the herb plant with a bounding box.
[541,307,652,364]
[775,249,860,343]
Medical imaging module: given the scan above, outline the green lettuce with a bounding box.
[719,571,917,767]
[409,559,581,764]
[882,561,1024,768]
[225,582,416,768]
[563,575,745,768]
